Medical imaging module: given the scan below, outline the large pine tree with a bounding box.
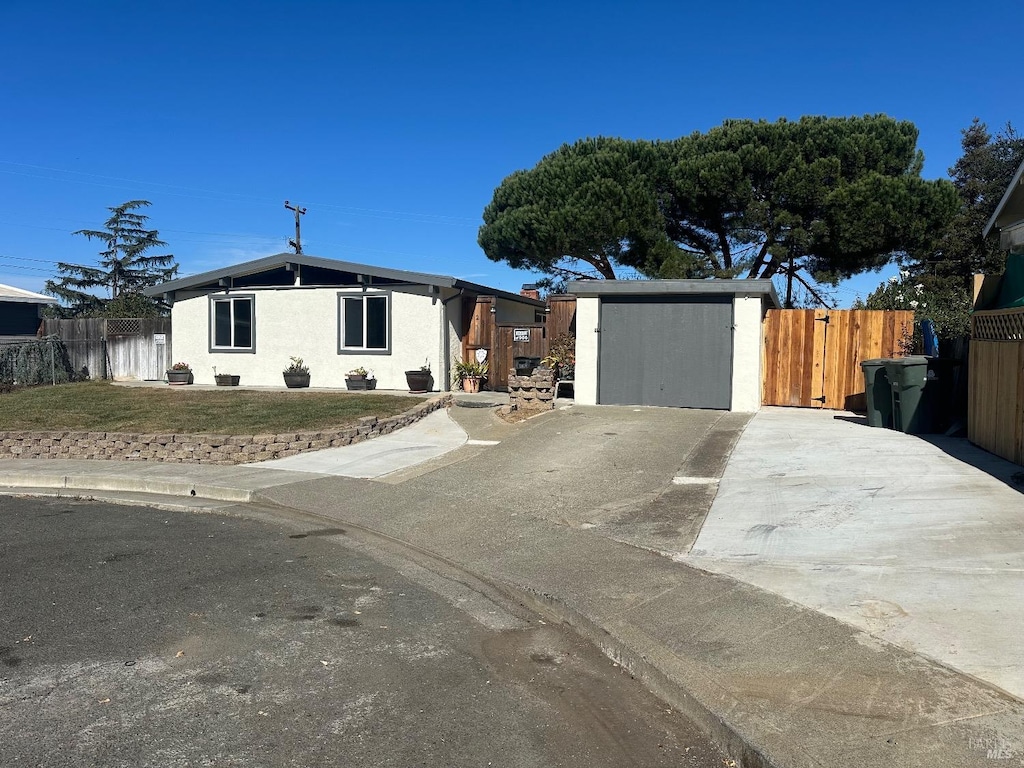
[479,116,958,290]
[46,200,178,317]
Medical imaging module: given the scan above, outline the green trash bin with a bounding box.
[860,358,894,429]
[884,357,936,434]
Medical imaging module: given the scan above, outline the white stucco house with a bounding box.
[144,254,544,390]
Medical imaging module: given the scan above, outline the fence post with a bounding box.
[101,338,108,380]
[50,340,56,385]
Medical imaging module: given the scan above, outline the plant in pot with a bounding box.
[452,357,489,393]
[212,366,240,387]
[542,333,576,380]
[404,361,433,393]
[167,361,193,385]
[345,366,377,391]
[283,356,311,388]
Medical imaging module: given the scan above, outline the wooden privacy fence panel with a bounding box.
[43,318,171,381]
[762,309,914,410]
[546,295,576,340]
[969,308,1024,466]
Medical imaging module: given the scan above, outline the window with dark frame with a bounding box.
[211,296,253,350]
[339,293,389,352]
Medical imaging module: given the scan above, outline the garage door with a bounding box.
[598,295,733,409]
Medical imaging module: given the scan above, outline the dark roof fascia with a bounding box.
[144,254,459,297]
[984,158,1024,238]
[567,279,781,308]
[450,279,545,307]
[144,253,544,306]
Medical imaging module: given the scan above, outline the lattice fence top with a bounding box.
[973,308,1024,341]
[105,318,142,337]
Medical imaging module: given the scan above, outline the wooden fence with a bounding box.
[43,318,171,381]
[459,294,577,390]
[762,309,914,410]
[969,307,1024,465]
[546,294,577,340]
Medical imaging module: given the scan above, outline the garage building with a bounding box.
[567,280,780,412]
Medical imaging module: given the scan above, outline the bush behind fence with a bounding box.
[0,336,79,387]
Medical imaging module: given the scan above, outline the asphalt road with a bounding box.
[0,496,725,768]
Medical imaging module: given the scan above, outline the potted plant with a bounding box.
[404,361,433,393]
[167,361,193,385]
[452,357,489,393]
[283,356,311,388]
[213,366,240,387]
[345,366,377,391]
[542,333,576,380]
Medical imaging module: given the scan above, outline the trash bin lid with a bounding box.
[860,358,891,368]
[886,356,929,367]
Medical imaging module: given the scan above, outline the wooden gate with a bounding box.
[762,309,914,410]
[490,323,547,390]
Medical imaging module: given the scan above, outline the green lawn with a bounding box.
[0,381,427,434]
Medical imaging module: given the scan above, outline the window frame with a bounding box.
[337,290,392,355]
[208,293,256,353]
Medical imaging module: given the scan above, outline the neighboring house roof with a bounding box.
[0,283,56,304]
[143,253,545,307]
[567,279,782,308]
[984,158,1024,238]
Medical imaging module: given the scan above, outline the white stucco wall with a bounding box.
[573,296,599,405]
[730,295,764,412]
[494,296,540,323]
[171,286,447,389]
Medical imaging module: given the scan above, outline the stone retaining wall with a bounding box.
[508,370,555,411]
[0,395,452,465]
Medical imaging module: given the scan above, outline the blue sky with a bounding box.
[1,0,1020,307]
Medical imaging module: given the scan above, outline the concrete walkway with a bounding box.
[686,406,1024,700]
[250,408,468,478]
[1,404,1023,767]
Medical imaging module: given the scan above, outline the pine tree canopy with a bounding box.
[45,200,178,317]
[479,115,959,285]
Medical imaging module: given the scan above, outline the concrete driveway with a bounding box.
[685,406,1024,699]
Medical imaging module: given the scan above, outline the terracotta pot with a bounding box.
[462,376,482,393]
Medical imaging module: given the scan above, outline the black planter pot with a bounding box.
[404,370,433,393]
[215,375,240,386]
[167,370,193,385]
[283,373,311,389]
[345,376,377,391]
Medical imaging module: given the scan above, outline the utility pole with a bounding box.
[785,257,795,309]
[284,200,307,254]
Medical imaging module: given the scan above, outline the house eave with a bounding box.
[144,253,544,307]
[984,158,1024,238]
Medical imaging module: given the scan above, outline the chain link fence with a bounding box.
[0,336,81,390]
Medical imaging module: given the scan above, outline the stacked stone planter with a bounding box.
[508,369,555,412]
[0,395,452,465]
